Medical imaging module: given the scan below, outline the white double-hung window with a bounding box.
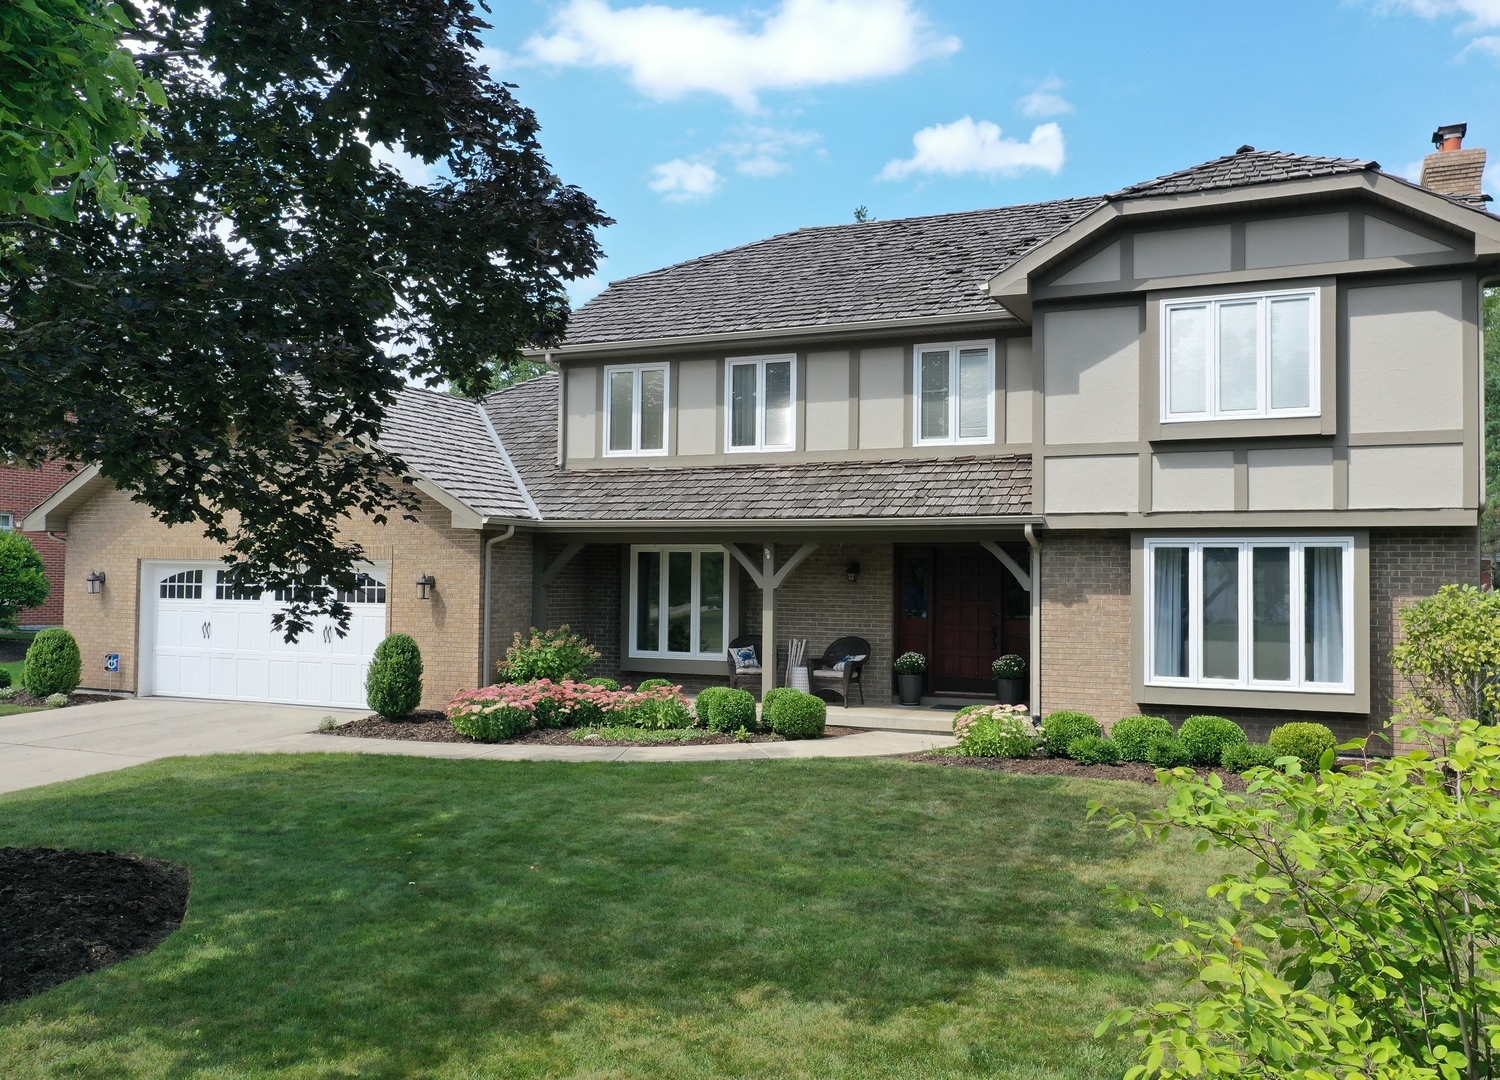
[630,546,728,660]
[726,355,794,452]
[914,341,994,445]
[604,363,669,456]
[1161,290,1318,422]
[1146,537,1353,694]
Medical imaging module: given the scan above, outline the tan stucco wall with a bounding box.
[61,483,485,710]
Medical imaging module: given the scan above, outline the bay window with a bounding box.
[914,341,994,444]
[630,546,727,660]
[1161,290,1318,422]
[604,363,668,456]
[1146,537,1352,693]
[726,355,794,452]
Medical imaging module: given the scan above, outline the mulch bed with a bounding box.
[0,848,190,1004]
[908,752,1249,792]
[317,712,861,746]
[4,691,117,709]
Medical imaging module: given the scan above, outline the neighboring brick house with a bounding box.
[0,459,75,628]
[22,128,1500,743]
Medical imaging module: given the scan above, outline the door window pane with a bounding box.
[1217,301,1259,412]
[957,348,989,438]
[1252,547,1291,682]
[920,350,950,440]
[608,370,634,453]
[1167,306,1209,415]
[698,552,724,655]
[1270,296,1312,410]
[729,364,757,448]
[635,550,660,652]
[1201,547,1240,680]
[764,360,792,447]
[1305,546,1344,684]
[1152,547,1189,678]
[903,554,929,618]
[639,368,666,451]
[666,550,693,653]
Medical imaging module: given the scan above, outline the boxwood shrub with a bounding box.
[636,678,674,691]
[1221,741,1279,773]
[1145,735,1191,769]
[1041,710,1101,757]
[365,634,423,718]
[761,687,800,728]
[22,628,81,697]
[694,686,732,725]
[586,677,621,691]
[1068,734,1120,765]
[770,690,826,739]
[704,687,756,733]
[1178,714,1247,767]
[0,667,10,689]
[1268,721,1338,770]
[1111,715,1174,761]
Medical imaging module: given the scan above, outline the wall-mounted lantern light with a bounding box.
[85,571,106,595]
[415,573,436,600]
[845,560,861,583]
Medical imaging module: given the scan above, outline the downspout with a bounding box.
[1025,524,1041,720]
[482,525,517,685]
[47,532,67,546]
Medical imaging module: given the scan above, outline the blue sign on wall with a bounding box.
[104,653,119,673]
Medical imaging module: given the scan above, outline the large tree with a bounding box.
[1,0,608,638]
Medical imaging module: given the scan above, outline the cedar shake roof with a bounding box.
[1108,149,1378,199]
[479,375,1032,522]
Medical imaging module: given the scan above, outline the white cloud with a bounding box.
[649,159,722,201]
[1016,78,1073,118]
[722,125,821,176]
[1373,1,1500,56]
[371,141,441,186]
[472,45,511,73]
[879,119,1065,181]
[525,0,960,110]
[1464,32,1500,53]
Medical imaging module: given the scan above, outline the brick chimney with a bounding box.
[1420,122,1486,197]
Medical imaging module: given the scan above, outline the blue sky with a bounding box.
[467,0,1500,306]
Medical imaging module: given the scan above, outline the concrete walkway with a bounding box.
[0,697,956,795]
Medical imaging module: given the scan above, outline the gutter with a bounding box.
[1025,524,1041,720]
[481,525,517,685]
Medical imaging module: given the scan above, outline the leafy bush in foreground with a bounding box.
[1111,715,1174,762]
[1178,714,1247,767]
[22,628,81,697]
[1041,710,1100,758]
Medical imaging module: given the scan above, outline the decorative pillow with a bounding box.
[832,653,867,672]
[730,645,759,670]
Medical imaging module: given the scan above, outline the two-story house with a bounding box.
[27,129,1498,743]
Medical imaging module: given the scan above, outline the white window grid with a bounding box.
[159,569,203,599]
[724,355,796,453]
[1143,536,1354,694]
[912,340,996,446]
[0,514,13,531]
[1159,288,1320,423]
[628,545,729,661]
[603,363,670,457]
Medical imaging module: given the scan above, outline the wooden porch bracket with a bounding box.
[531,540,586,629]
[729,542,818,699]
[980,539,1031,592]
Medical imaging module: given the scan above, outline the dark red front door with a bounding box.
[933,547,1000,693]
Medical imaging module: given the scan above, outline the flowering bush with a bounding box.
[499,626,599,683]
[894,652,926,675]
[620,683,696,730]
[445,679,695,741]
[953,704,1038,758]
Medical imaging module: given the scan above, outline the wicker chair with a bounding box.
[804,636,871,706]
[725,634,763,693]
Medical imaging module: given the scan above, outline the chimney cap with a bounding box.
[1235,144,1255,154]
[1432,122,1468,149]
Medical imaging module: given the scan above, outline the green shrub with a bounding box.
[1145,735,1191,769]
[1221,741,1279,773]
[0,532,49,630]
[1391,583,1500,724]
[954,704,1037,758]
[636,678,674,691]
[1111,715,1174,761]
[365,634,423,718]
[500,626,599,683]
[22,628,81,697]
[893,652,925,675]
[625,690,696,730]
[1041,710,1101,757]
[586,677,620,691]
[1178,714,1247,767]
[770,690,826,739]
[694,685,731,724]
[761,686,799,727]
[991,654,1026,679]
[1268,722,1337,771]
[703,688,756,734]
[1068,735,1120,766]
[0,667,10,689]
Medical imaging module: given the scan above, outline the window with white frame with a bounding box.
[914,341,994,444]
[0,513,13,531]
[604,364,668,456]
[1161,290,1318,422]
[629,546,727,660]
[1145,537,1353,693]
[726,356,794,452]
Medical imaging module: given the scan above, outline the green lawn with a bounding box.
[0,658,23,687]
[0,755,1234,1079]
[0,703,40,716]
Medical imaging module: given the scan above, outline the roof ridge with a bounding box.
[474,399,541,520]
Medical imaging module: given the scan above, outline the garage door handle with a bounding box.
[202,621,211,640]
[323,626,332,643]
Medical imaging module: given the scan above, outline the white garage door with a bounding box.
[147,563,388,709]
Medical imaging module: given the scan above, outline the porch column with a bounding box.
[761,544,776,701]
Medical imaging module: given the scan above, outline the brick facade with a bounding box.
[62,483,485,710]
[1039,527,1481,745]
[0,460,76,627]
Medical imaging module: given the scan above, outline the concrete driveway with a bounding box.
[0,697,955,795]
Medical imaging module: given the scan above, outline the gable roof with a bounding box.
[1108,149,1378,199]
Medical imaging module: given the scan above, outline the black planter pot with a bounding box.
[896,672,924,706]
[995,678,1025,705]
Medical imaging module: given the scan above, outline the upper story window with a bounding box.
[1161,289,1318,422]
[1145,537,1353,694]
[726,355,794,452]
[914,341,994,445]
[604,363,668,456]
